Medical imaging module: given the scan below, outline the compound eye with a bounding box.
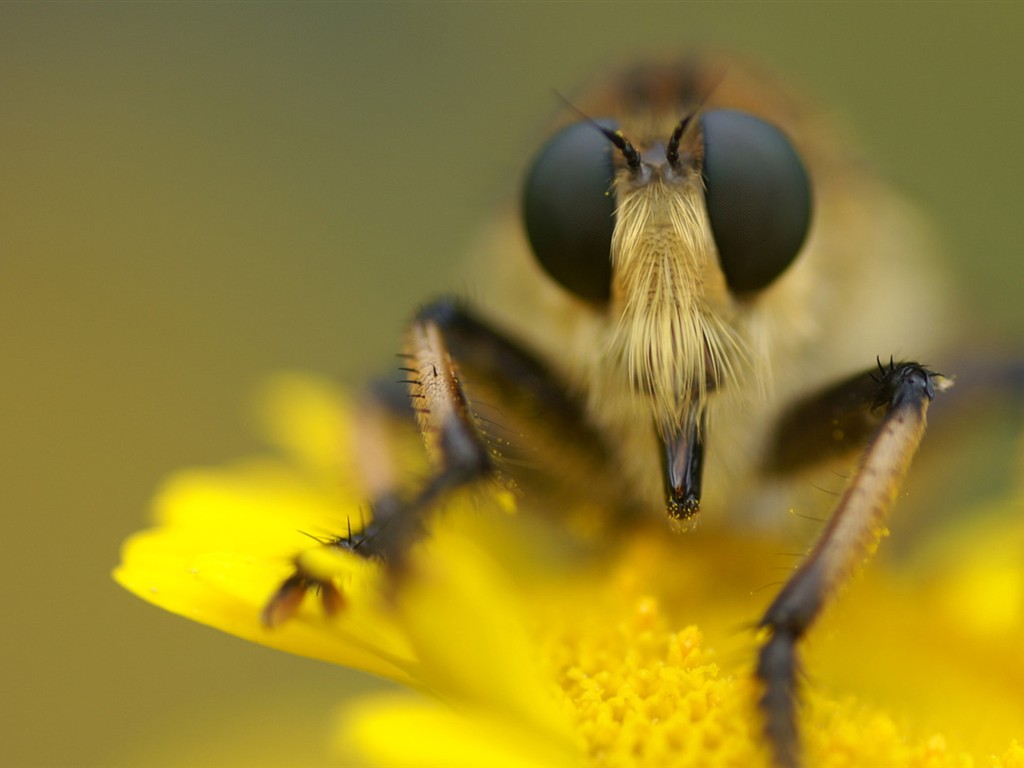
[522,120,617,303]
[700,110,812,293]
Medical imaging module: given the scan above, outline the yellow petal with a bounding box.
[251,373,357,484]
[114,461,417,683]
[337,693,585,768]
[397,511,579,748]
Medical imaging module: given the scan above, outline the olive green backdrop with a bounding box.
[3,3,1022,766]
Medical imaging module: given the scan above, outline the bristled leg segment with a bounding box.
[262,298,614,626]
[260,305,497,626]
[756,361,941,767]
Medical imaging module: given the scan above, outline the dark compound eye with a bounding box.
[700,110,812,293]
[522,120,618,303]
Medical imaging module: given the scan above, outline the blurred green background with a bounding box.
[3,3,1022,766]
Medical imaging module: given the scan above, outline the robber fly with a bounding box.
[266,55,956,767]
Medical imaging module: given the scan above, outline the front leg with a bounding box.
[262,298,613,625]
[757,361,945,767]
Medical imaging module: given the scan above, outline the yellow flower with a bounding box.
[115,374,1024,767]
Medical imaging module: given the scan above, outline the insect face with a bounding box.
[521,62,813,519]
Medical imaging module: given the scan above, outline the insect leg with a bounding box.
[261,310,498,628]
[263,297,616,626]
[756,360,942,768]
[259,385,413,628]
[412,298,620,514]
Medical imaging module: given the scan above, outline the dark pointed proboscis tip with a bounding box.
[667,495,700,522]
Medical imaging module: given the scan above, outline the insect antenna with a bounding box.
[665,112,697,168]
[553,90,642,170]
[665,62,728,167]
